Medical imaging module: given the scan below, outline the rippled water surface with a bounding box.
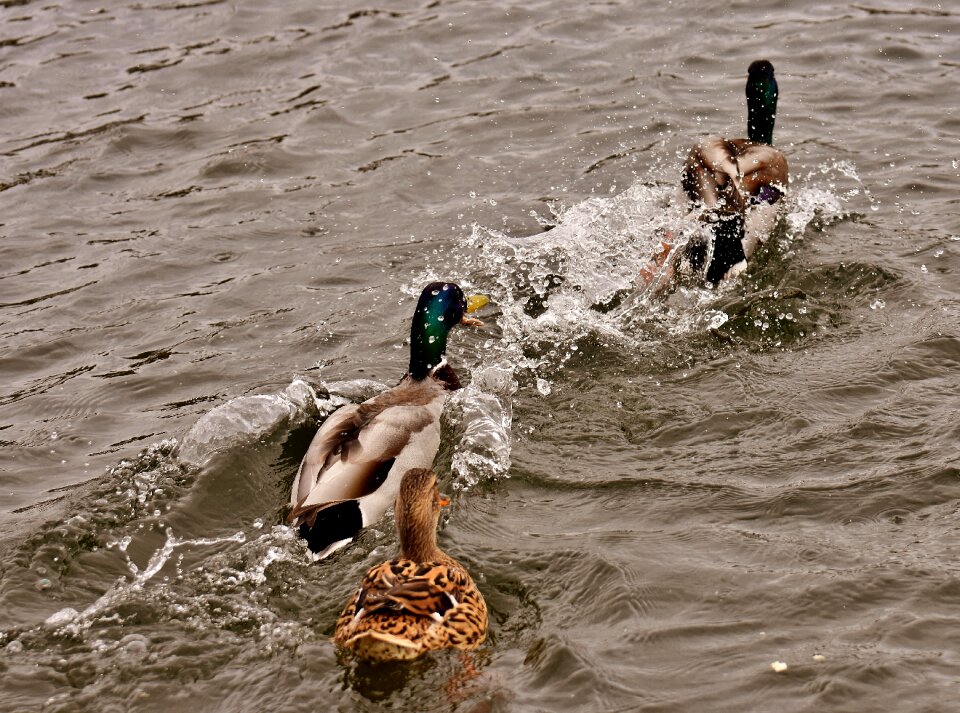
[2,0,958,711]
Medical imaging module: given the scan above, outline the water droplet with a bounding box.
[920,264,928,273]
[253,518,264,529]
[535,378,552,396]
[428,335,436,343]
[869,299,885,310]
[706,310,729,329]
[437,315,444,321]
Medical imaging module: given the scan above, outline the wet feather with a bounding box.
[677,60,789,283]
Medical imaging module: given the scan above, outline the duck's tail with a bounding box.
[681,211,747,285]
[295,499,363,560]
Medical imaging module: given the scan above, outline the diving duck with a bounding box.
[642,60,789,287]
[288,282,487,560]
[334,467,488,661]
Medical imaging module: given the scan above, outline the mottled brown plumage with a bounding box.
[334,468,488,662]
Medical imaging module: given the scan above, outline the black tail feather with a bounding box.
[298,499,363,556]
[682,212,746,285]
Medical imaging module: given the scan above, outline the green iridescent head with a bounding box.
[746,59,779,145]
[409,282,487,380]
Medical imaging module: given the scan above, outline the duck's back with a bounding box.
[289,377,448,557]
[335,556,488,662]
[682,137,788,212]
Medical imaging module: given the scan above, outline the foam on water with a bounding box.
[41,527,251,635]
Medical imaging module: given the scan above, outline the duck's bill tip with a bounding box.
[465,294,489,313]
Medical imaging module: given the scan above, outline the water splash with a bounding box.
[463,182,679,365]
[787,159,873,233]
[42,528,250,635]
[458,161,862,379]
[408,161,869,486]
[179,378,331,467]
[2,521,314,711]
[449,363,517,490]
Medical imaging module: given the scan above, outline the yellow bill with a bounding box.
[461,294,489,326]
[466,294,489,313]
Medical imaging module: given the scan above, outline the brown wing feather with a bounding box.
[682,137,788,212]
[289,379,443,521]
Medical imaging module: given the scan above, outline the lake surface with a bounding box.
[1,0,958,711]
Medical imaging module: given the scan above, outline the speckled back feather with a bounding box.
[334,556,488,662]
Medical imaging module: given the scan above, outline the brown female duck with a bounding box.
[334,468,488,662]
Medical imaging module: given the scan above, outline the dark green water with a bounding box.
[1,1,958,711]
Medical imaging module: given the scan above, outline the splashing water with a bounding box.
[179,378,333,467]
[409,162,868,488]
[449,363,517,490]
[464,182,678,362]
[461,162,861,374]
[42,528,251,635]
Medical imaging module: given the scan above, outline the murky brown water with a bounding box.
[2,1,958,711]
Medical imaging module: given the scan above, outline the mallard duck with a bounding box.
[642,60,789,288]
[334,467,488,661]
[680,59,789,283]
[288,282,488,560]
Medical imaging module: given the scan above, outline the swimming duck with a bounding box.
[641,60,789,288]
[680,60,789,283]
[334,467,488,661]
[288,282,488,560]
